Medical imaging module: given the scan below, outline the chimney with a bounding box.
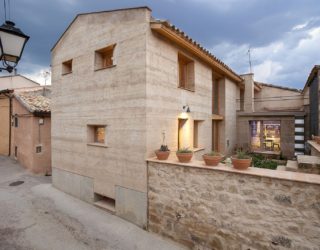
[241,73,255,113]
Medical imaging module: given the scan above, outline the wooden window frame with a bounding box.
[178,52,195,91]
[94,44,116,71]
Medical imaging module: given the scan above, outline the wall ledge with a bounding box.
[308,140,320,153]
[147,158,320,185]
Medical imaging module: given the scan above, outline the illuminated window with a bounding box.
[62,59,72,75]
[178,53,195,91]
[94,44,116,70]
[87,125,106,144]
[250,120,281,151]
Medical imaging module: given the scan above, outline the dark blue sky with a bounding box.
[3,0,320,88]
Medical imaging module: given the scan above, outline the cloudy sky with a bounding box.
[2,0,320,88]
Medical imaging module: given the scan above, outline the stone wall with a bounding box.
[147,160,320,250]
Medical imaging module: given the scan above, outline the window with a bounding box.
[178,53,195,91]
[14,116,18,127]
[193,120,203,149]
[212,79,220,114]
[250,121,281,151]
[178,119,187,150]
[87,125,106,145]
[36,146,42,153]
[212,121,220,151]
[14,146,17,158]
[62,59,72,75]
[94,44,116,70]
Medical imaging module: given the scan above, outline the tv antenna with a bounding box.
[247,47,252,73]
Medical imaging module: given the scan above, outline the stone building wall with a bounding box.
[147,160,320,250]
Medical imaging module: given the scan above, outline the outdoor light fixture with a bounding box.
[0,20,29,73]
[183,105,191,113]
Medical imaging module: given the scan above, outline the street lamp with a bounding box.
[0,21,29,73]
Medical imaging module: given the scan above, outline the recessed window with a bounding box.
[87,125,106,145]
[193,120,200,148]
[36,146,42,153]
[62,59,72,75]
[94,44,116,70]
[178,53,195,91]
[11,115,19,128]
[212,79,220,114]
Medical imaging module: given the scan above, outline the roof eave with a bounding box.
[150,22,242,84]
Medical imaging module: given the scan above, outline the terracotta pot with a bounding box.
[155,150,170,160]
[203,154,222,166]
[231,156,252,170]
[176,152,193,163]
[314,136,320,144]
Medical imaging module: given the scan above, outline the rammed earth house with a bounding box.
[51,6,310,227]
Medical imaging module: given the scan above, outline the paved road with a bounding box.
[0,156,185,250]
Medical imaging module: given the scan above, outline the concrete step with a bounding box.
[94,199,116,214]
[286,160,298,172]
[296,155,320,174]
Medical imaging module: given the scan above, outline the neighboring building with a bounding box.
[51,7,243,228]
[11,87,51,174]
[303,65,320,156]
[237,74,305,159]
[0,75,40,155]
[0,84,51,174]
[0,74,40,91]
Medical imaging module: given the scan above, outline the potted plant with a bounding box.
[203,151,223,166]
[231,150,252,170]
[155,145,170,160]
[176,147,193,163]
[155,130,170,160]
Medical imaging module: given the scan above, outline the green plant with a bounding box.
[236,150,250,159]
[159,145,170,152]
[205,151,221,156]
[251,153,278,170]
[177,147,192,153]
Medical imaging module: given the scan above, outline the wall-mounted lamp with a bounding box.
[183,105,191,113]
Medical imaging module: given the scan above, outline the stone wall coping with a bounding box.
[147,158,320,185]
[308,140,320,153]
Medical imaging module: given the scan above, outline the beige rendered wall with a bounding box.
[0,95,10,155]
[51,8,150,226]
[145,28,239,158]
[255,86,303,112]
[32,116,51,174]
[0,75,39,91]
[148,161,320,249]
[146,30,212,159]
[11,98,34,170]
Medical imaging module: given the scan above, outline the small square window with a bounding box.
[87,125,106,144]
[36,146,42,153]
[94,44,116,70]
[62,59,72,75]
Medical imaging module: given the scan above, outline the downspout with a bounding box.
[8,95,12,156]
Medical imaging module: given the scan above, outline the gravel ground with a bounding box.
[0,156,185,250]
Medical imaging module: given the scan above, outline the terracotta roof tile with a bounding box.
[14,87,51,113]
